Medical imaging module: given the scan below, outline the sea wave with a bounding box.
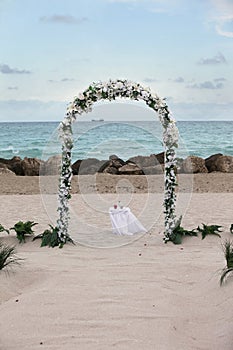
[1,120,233,160]
[0,145,19,155]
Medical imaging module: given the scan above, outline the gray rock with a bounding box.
[8,156,24,175]
[40,155,62,175]
[205,153,223,172]
[127,154,160,168]
[22,157,44,176]
[102,166,119,175]
[0,156,24,175]
[72,158,108,175]
[72,159,82,175]
[118,163,143,175]
[110,158,125,169]
[180,156,208,173]
[109,154,120,160]
[154,152,165,165]
[98,155,125,174]
[214,155,233,172]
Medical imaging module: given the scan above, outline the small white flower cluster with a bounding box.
[57,79,179,244]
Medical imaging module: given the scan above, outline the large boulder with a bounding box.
[72,158,108,175]
[118,162,143,175]
[127,153,165,175]
[0,156,24,175]
[180,156,208,173]
[205,153,223,172]
[0,156,44,176]
[40,155,62,175]
[109,154,125,168]
[98,155,125,174]
[0,163,16,176]
[102,164,118,175]
[213,155,233,172]
[154,152,165,165]
[127,154,161,169]
[21,157,44,176]
[72,160,82,175]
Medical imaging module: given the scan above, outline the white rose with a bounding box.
[78,92,85,100]
[140,90,150,100]
[63,118,71,126]
[116,81,123,90]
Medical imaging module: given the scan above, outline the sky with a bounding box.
[0,0,233,121]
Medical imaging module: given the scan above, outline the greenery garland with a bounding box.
[57,79,179,244]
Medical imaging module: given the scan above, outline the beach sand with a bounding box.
[0,174,233,349]
[1,172,233,195]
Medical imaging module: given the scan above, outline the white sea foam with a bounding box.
[0,121,233,160]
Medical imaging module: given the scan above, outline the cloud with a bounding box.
[0,99,67,122]
[210,0,233,13]
[198,52,227,65]
[48,78,75,83]
[187,80,224,89]
[0,64,31,74]
[209,0,233,38]
[170,101,233,120]
[1,98,233,122]
[40,15,88,24]
[215,15,233,38]
[143,77,158,83]
[8,86,18,90]
[61,78,75,82]
[172,77,184,83]
[214,77,226,82]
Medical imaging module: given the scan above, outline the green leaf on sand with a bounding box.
[197,224,222,240]
[10,221,37,243]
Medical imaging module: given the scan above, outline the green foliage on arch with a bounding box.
[57,79,179,244]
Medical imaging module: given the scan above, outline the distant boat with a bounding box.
[91,118,104,122]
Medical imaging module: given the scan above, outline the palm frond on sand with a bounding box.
[220,240,233,286]
[0,241,22,271]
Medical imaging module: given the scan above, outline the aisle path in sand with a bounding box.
[0,194,233,349]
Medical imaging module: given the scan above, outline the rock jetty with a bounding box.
[0,153,233,176]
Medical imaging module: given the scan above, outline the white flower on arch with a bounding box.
[57,79,179,244]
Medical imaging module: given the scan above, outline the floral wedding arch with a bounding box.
[57,79,179,245]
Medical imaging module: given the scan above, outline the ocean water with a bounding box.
[0,121,233,161]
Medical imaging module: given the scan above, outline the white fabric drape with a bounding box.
[109,207,147,235]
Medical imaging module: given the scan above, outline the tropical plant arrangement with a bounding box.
[167,218,223,244]
[58,79,179,245]
[0,241,22,271]
[197,224,222,240]
[0,221,74,248]
[33,225,74,248]
[168,216,197,245]
[0,219,225,247]
[220,239,233,286]
[10,221,37,243]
